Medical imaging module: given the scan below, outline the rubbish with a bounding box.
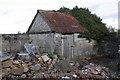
[89,63,95,66]
[62,76,71,79]
[41,55,50,62]
[2,53,119,79]
[18,53,29,60]
[23,67,29,72]
[11,65,19,69]
[24,42,39,55]
[70,63,75,66]
[10,65,24,75]
[21,74,27,78]
[2,59,13,68]
[76,60,89,67]
[72,74,77,78]
[54,60,74,73]
[23,50,28,53]
[95,67,102,72]
[82,69,90,74]
[91,70,99,75]
[31,64,41,71]
[18,53,29,56]
[2,68,10,73]
[2,56,11,61]
[13,60,20,65]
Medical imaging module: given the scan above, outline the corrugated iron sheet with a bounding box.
[39,10,85,33]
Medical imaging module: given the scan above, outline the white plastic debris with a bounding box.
[72,74,77,78]
[62,76,71,79]
[24,43,39,55]
[82,69,90,74]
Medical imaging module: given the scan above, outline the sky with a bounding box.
[0,0,119,34]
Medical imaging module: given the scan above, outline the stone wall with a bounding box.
[29,33,55,54]
[1,33,98,59]
[1,34,29,53]
[74,39,98,57]
[55,33,98,58]
[28,13,51,33]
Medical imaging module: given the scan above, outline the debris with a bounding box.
[2,59,13,68]
[18,53,29,59]
[23,66,29,73]
[62,76,71,79]
[54,60,74,73]
[2,53,119,79]
[13,60,20,65]
[10,65,24,75]
[95,67,102,72]
[2,68,10,73]
[91,70,99,75]
[21,74,27,78]
[76,59,89,67]
[41,55,50,62]
[72,74,77,78]
[31,64,41,71]
[24,42,39,55]
[2,56,11,61]
[82,69,90,74]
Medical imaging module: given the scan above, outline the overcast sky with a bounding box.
[0,0,119,34]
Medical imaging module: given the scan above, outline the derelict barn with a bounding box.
[27,10,97,59]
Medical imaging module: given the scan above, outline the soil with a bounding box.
[88,55,120,74]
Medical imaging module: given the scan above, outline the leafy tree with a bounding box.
[57,6,71,14]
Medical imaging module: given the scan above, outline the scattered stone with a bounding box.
[10,65,24,75]
[2,59,13,68]
[2,56,11,61]
[62,76,71,79]
[13,60,20,65]
[72,74,77,78]
[31,64,41,71]
[21,74,26,78]
[95,67,102,72]
[2,53,119,79]
[23,67,29,73]
[11,65,19,69]
[2,68,10,73]
[91,70,99,75]
[41,55,50,62]
[76,60,89,67]
[54,60,74,73]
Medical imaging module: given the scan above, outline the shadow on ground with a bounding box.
[89,55,120,76]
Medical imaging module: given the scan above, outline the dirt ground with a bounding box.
[88,55,120,75]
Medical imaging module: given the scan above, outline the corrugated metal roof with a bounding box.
[28,10,85,34]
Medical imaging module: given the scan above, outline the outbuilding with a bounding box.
[27,10,97,59]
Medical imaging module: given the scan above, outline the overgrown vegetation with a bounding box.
[56,6,117,41]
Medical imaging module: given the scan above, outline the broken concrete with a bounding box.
[2,53,119,79]
[41,55,50,62]
[54,60,74,72]
[10,65,24,75]
[31,64,41,71]
[2,59,13,68]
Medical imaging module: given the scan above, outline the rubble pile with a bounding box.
[2,53,119,79]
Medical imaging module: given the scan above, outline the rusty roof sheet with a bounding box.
[38,10,85,33]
